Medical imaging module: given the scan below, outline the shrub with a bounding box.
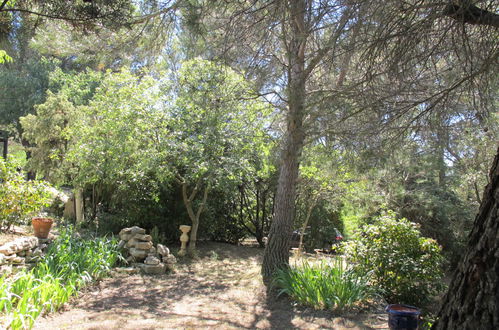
[273,258,372,311]
[0,158,53,231]
[343,210,445,306]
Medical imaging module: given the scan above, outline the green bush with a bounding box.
[0,227,120,329]
[343,210,444,306]
[0,158,53,231]
[273,258,373,311]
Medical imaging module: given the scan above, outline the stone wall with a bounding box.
[0,236,50,275]
[118,226,176,275]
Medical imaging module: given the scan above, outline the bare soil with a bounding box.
[29,241,388,330]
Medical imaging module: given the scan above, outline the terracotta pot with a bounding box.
[32,217,54,239]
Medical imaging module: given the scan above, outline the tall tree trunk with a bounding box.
[262,0,307,285]
[433,147,499,329]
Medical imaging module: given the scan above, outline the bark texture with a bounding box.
[433,147,499,329]
[261,0,307,285]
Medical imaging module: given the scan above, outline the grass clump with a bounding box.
[273,258,372,311]
[0,226,121,329]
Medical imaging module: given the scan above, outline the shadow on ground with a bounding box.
[34,241,388,329]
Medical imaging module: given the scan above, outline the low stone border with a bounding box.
[0,236,52,275]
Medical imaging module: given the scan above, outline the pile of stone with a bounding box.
[0,236,49,275]
[118,226,176,275]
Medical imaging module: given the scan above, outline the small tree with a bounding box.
[344,210,445,306]
[166,58,272,255]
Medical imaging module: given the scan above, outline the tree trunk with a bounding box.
[262,0,307,285]
[433,147,499,329]
[182,181,210,256]
[75,188,85,224]
[298,200,316,253]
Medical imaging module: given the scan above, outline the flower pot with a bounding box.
[32,217,54,239]
[386,304,420,330]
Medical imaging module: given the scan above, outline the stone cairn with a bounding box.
[118,226,176,275]
[0,236,51,275]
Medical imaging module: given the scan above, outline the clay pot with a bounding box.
[32,217,54,239]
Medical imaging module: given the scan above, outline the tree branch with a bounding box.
[0,0,9,12]
[443,2,499,28]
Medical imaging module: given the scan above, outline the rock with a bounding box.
[157,244,170,257]
[144,255,161,265]
[4,254,17,261]
[0,245,14,255]
[119,227,132,237]
[0,253,5,265]
[118,240,126,249]
[0,264,12,276]
[0,237,38,255]
[120,233,132,241]
[130,226,146,235]
[141,263,166,275]
[126,238,139,248]
[165,263,176,272]
[114,267,140,274]
[11,256,25,264]
[132,234,152,242]
[129,248,148,259]
[163,255,177,265]
[32,248,44,257]
[148,246,156,254]
[135,241,153,250]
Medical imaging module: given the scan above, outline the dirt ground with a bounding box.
[29,241,388,330]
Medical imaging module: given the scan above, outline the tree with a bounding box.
[432,147,498,329]
[165,58,272,255]
[180,0,497,284]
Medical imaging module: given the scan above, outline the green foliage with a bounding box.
[0,227,120,329]
[273,259,372,311]
[343,210,445,306]
[0,57,59,132]
[0,50,12,63]
[0,158,53,230]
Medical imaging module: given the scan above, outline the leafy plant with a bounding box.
[0,226,120,329]
[273,258,372,311]
[343,210,445,306]
[0,158,53,231]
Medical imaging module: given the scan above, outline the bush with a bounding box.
[0,158,53,231]
[343,210,444,306]
[273,258,372,311]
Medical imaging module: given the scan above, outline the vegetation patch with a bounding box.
[273,258,373,311]
[0,227,120,329]
[343,210,445,307]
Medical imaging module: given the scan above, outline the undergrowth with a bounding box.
[0,227,121,329]
[273,258,373,311]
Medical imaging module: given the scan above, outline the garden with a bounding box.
[1,1,498,329]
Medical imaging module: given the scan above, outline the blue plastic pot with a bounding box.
[385,304,420,330]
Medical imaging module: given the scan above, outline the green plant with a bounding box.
[273,258,372,311]
[0,226,121,329]
[0,158,54,231]
[343,210,445,306]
